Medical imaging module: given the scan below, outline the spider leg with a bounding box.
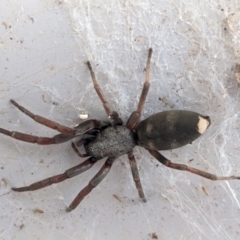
[66,157,114,212]
[12,157,97,192]
[0,128,75,144]
[76,137,86,147]
[128,152,146,202]
[74,119,110,134]
[71,142,89,158]
[86,62,123,125]
[126,48,152,129]
[75,134,95,147]
[148,150,240,181]
[10,100,76,135]
[0,120,108,145]
[10,100,109,136]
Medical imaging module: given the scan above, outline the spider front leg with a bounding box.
[0,129,76,144]
[86,61,123,125]
[0,119,108,145]
[10,100,77,135]
[12,157,97,192]
[66,157,115,212]
[127,48,152,129]
[148,150,240,180]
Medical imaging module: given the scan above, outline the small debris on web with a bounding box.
[33,208,44,214]
[202,186,209,196]
[113,194,121,202]
[149,232,158,239]
[79,114,88,120]
[1,178,8,187]
[19,224,25,230]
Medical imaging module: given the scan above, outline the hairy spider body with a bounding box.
[1,48,240,212]
[84,126,136,159]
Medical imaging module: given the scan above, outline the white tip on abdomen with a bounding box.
[198,116,210,134]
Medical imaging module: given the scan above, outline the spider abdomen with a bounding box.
[84,126,136,160]
[136,110,211,150]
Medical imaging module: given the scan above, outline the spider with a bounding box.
[1,48,240,212]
